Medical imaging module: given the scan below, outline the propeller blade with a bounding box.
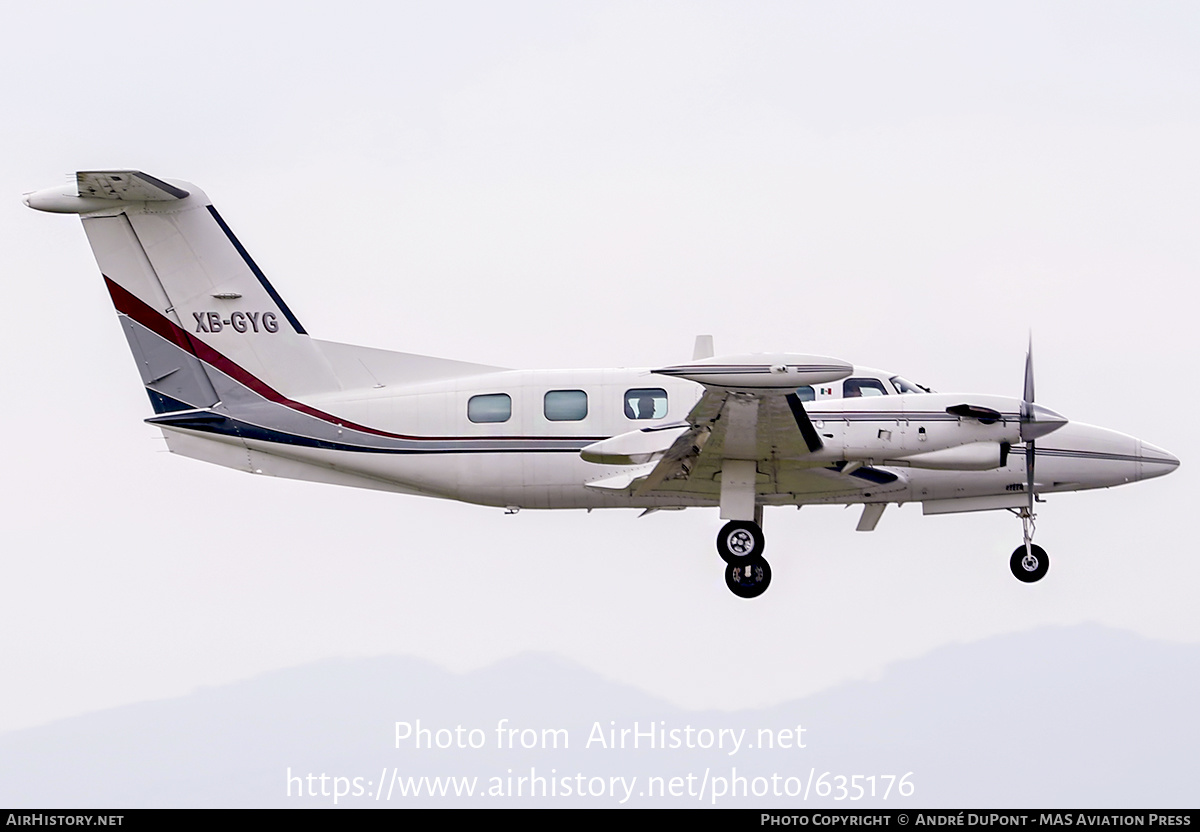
[1019,336,1068,440]
[1023,333,1036,513]
[1024,332,1035,404]
[1026,440,1036,513]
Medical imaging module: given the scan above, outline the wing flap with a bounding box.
[633,389,726,496]
[630,380,911,500]
[634,387,846,498]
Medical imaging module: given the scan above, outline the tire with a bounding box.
[1010,544,1049,583]
[725,557,772,599]
[716,520,765,564]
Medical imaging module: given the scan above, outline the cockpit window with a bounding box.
[794,385,815,402]
[889,375,933,394]
[843,378,888,398]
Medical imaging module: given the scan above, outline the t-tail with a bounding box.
[24,171,341,415]
[24,169,502,491]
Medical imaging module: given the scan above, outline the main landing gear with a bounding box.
[717,520,772,598]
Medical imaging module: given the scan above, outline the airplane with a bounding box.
[24,170,1181,598]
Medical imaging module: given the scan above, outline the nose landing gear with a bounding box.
[717,519,771,598]
[1009,508,1050,583]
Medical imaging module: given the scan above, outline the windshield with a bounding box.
[889,375,933,394]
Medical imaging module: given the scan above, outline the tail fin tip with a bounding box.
[25,170,190,214]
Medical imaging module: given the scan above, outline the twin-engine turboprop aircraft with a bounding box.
[25,171,1180,598]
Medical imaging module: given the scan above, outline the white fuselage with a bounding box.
[22,171,1177,524]
[161,363,1169,513]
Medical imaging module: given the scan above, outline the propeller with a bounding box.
[1022,336,1037,516]
[1018,335,1068,517]
[1010,335,1071,573]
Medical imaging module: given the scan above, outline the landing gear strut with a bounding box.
[717,519,771,598]
[1009,508,1050,583]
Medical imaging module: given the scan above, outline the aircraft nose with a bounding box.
[1138,440,1180,480]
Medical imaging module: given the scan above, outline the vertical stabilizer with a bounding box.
[27,171,341,412]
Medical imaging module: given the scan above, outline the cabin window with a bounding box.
[467,393,512,423]
[624,388,668,420]
[843,378,888,398]
[544,389,588,421]
[794,385,815,402]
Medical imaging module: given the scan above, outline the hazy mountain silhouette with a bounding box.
[2,625,1194,808]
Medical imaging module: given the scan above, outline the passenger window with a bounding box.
[843,378,888,398]
[467,393,512,423]
[544,389,588,421]
[624,388,668,420]
[794,386,815,402]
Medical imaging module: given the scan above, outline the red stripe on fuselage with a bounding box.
[103,276,595,444]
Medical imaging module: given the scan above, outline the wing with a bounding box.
[581,352,906,505]
[633,389,906,502]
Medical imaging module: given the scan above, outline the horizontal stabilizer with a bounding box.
[24,171,190,214]
[77,171,190,202]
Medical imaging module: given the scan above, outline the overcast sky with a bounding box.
[2,1,1196,783]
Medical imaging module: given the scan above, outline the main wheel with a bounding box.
[716,520,765,564]
[725,557,772,599]
[1010,544,1049,583]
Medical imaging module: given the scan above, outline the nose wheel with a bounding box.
[717,520,771,598]
[1010,544,1049,583]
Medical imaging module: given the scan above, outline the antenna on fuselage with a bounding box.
[693,335,714,361]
